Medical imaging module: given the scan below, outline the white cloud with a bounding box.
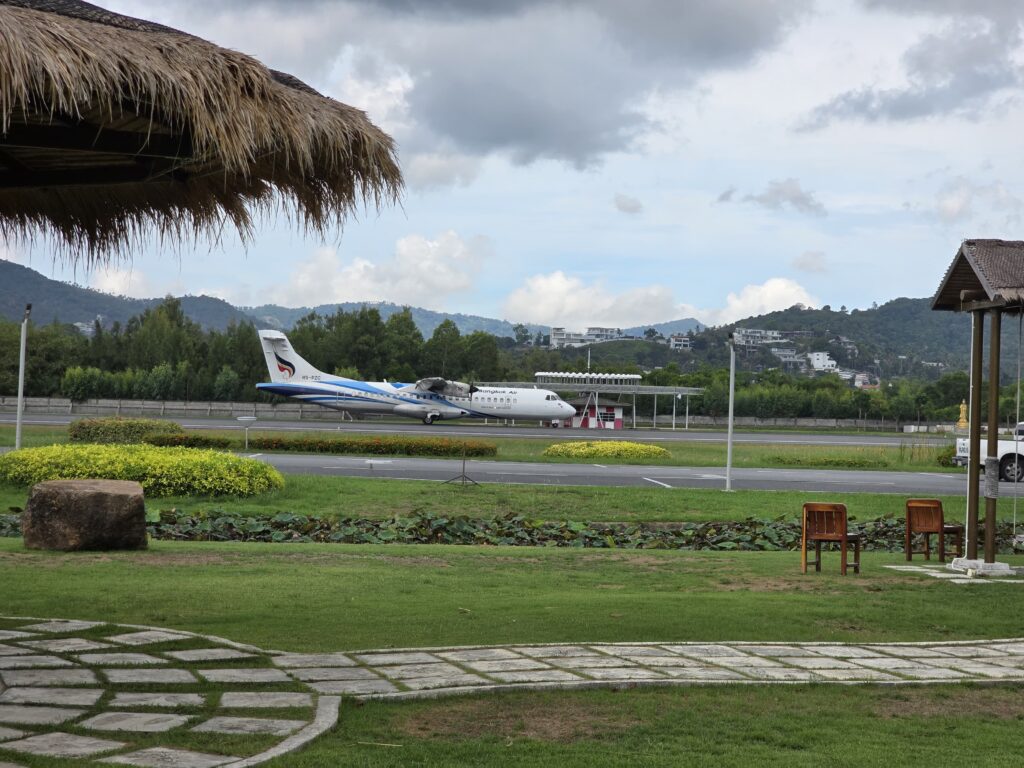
[614,193,644,214]
[89,268,153,298]
[277,231,490,309]
[405,152,482,190]
[791,250,828,273]
[709,278,819,324]
[0,240,21,263]
[504,272,817,327]
[743,178,827,216]
[935,176,1022,225]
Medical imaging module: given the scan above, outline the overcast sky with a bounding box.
[6,0,1024,328]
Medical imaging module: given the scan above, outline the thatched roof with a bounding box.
[932,239,1024,311]
[0,0,403,261]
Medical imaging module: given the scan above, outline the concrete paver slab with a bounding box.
[105,631,193,646]
[81,712,192,732]
[192,716,305,736]
[197,668,290,684]
[576,668,668,681]
[307,679,399,695]
[777,657,865,670]
[19,638,115,653]
[0,632,34,641]
[0,686,103,706]
[735,667,821,681]
[0,645,32,657]
[19,621,104,634]
[516,646,600,658]
[379,663,466,680]
[402,675,491,690]
[0,704,84,725]
[488,670,584,683]
[354,652,439,665]
[103,669,197,684]
[272,653,354,668]
[550,656,638,669]
[813,668,901,681]
[0,726,26,741]
[662,645,751,658]
[288,667,382,682]
[110,692,205,708]
[220,692,313,708]
[0,669,98,686]
[2,731,124,757]
[438,649,524,662]
[102,746,237,767]
[659,667,748,680]
[461,659,552,673]
[0,656,72,669]
[164,649,255,662]
[77,653,167,666]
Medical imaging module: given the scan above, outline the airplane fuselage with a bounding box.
[256,378,575,423]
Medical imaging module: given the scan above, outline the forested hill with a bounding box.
[245,302,546,338]
[727,298,974,366]
[0,260,254,330]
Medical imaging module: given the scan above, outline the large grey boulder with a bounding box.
[23,480,147,551]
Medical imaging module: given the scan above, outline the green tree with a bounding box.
[423,320,462,377]
[212,365,241,401]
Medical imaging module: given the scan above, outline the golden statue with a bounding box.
[957,399,968,430]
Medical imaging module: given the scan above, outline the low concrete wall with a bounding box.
[0,396,350,423]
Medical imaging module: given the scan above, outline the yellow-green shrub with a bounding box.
[542,440,669,460]
[0,445,283,497]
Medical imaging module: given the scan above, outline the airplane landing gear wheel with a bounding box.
[423,415,435,425]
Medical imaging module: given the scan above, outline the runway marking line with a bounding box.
[643,477,673,489]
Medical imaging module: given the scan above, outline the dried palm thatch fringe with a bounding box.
[0,1,403,261]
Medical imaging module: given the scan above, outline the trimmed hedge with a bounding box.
[69,417,183,444]
[0,445,283,497]
[145,434,233,449]
[248,435,497,457]
[543,440,669,460]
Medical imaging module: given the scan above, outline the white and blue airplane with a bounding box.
[257,329,577,424]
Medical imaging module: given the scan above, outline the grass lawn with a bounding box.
[2,537,1023,767]
[0,476,995,524]
[2,539,1023,767]
[2,538,1021,650]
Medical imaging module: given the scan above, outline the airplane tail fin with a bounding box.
[257,330,327,383]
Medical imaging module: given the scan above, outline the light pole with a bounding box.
[14,303,31,451]
[726,333,736,492]
[237,416,257,451]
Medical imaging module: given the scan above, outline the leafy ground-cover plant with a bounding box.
[543,441,669,460]
[1,509,1001,553]
[0,445,283,497]
[69,417,183,444]
[247,435,497,457]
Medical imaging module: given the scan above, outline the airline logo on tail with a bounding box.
[275,353,296,379]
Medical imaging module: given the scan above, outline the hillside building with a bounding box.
[807,351,838,372]
[669,334,692,350]
[549,326,624,348]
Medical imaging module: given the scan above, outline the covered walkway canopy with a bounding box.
[0,0,402,262]
[932,239,1024,564]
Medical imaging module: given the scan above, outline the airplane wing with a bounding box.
[412,377,478,397]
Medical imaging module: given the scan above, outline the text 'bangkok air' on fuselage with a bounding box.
[256,330,577,424]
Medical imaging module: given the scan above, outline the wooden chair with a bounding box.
[801,502,861,575]
[905,499,964,563]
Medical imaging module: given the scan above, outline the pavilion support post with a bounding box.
[984,310,1001,563]
[967,310,985,560]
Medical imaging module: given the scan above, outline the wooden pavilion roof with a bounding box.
[932,239,1024,312]
[0,0,402,261]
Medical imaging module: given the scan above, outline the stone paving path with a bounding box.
[2,616,1024,765]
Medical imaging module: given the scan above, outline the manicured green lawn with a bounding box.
[2,538,1020,650]
[0,476,997,524]
[300,684,1024,768]
[2,538,1022,767]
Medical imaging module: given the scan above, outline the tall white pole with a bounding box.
[15,304,31,451]
[726,336,736,492]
